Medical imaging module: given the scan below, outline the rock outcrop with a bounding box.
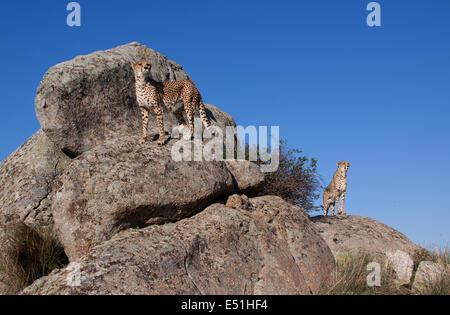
[35,42,233,157]
[311,215,423,286]
[51,136,251,261]
[1,41,244,262]
[1,43,341,295]
[311,215,421,258]
[226,194,252,210]
[22,196,335,295]
[311,215,428,286]
[0,130,71,230]
[226,160,265,195]
[4,43,436,296]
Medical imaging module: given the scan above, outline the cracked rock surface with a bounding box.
[35,42,190,157]
[51,136,239,261]
[412,261,448,293]
[34,42,235,158]
[0,129,71,230]
[311,215,421,258]
[22,196,335,295]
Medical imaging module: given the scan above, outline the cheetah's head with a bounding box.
[337,161,350,173]
[131,61,151,79]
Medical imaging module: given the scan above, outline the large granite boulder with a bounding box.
[311,215,421,259]
[226,160,265,194]
[311,216,423,287]
[0,130,71,230]
[412,261,448,293]
[0,131,70,294]
[385,249,415,286]
[51,136,265,261]
[22,196,335,295]
[35,42,234,157]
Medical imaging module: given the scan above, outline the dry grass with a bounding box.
[411,247,449,295]
[320,251,408,295]
[320,248,449,295]
[414,247,449,266]
[0,221,447,295]
[0,222,68,294]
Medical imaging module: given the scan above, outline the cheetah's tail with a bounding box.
[198,98,212,129]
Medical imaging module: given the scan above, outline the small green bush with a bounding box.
[259,141,320,212]
[233,140,321,212]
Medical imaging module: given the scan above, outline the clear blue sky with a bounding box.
[1,1,449,248]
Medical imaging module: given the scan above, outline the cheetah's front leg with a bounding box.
[185,105,195,140]
[339,192,347,215]
[139,107,149,144]
[323,204,328,216]
[335,196,340,215]
[330,202,335,216]
[153,104,165,145]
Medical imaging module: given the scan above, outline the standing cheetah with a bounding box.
[131,61,213,145]
[323,161,350,216]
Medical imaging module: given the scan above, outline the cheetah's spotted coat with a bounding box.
[131,61,213,145]
[323,161,350,216]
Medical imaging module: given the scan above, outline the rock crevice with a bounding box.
[21,196,336,295]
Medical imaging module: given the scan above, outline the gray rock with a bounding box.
[385,249,414,286]
[0,131,70,295]
[22,196,335,295]
[311,215,421,259]
[226,160,265,195]
[204,103,236,132]
[36,42,234,157]
[0,130,71,230]
[226,194,252,210]
[51,136,238,261]
[412,261,447,293]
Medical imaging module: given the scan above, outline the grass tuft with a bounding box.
[321,249,449,295]
[411,247,449,295]
[0,222,68,294]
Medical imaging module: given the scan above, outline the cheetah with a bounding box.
[131,61,213,145]
[323,161,350,216]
